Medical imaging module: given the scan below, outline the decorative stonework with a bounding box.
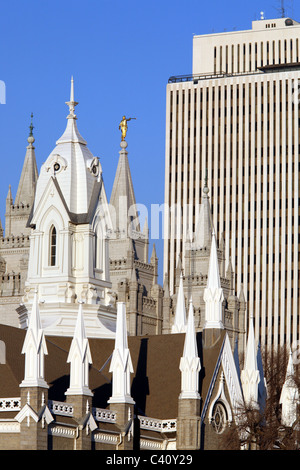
[93,408,116,423]
[138,416,177,432]
[0,398,21,412]
[49,400,73,417]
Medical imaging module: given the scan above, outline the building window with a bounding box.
[211,402,227,434]
[49,225,57,266]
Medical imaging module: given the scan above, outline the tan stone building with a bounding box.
[108,139,163,336]
[0,79,245,358]
[0,117,38,327]
[0,300,248,450]
[0,77,295,451]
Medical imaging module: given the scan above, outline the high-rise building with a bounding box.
[164,16,300,349]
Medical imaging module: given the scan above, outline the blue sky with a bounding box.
[0,0,298,283]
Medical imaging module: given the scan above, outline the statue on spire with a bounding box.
[27,112,35,145]
[29,113,34,136]
[119,115,136,141]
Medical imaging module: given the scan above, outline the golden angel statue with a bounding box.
[119,115,136,141]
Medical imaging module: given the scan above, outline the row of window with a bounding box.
[213,37,300,74]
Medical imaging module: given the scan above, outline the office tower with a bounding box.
[164,16,300,348]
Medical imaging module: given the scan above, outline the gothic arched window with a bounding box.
[49,225,57,266]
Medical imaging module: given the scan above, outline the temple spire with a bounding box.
[65,301,93,397]
[193,177,213,250]
[280,349,299,427]
[110,138,140,236]
[172,271,187,333]
[108,302,134,404]
[179,298,201,399]
[240,314,260,409]
[203,231,224,329]
[14,114,38,207]
[20,291,48,389]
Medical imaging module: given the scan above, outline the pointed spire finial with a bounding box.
[66,76,78,120]
[6,184,12,203]
[70,76,74,101]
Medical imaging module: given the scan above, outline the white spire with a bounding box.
[280,349,299,427]
[172,271,187,333]
[20,291,48,389]
[65,301,93,397]
[56,76,86,145]
[203,231,224,329]
[66,76,78,120]
[108,302,135,404]
[179,298,201,399]
[193,184,212,249]
[240,314,260,408]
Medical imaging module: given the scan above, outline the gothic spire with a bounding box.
[280,349,299,427]
[172,271,187,333]
[14,113,38,207]
[203,230,224,329]
[65,301,93,397]
[109,139,140,237]
[193,180,213,250]
[240,314,260,408]
[20,291,48,389]
[179,298,201,399]
[108,302,135,404]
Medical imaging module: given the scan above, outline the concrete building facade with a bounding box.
[164,16,300,349]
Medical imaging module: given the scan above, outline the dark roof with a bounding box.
[0,324,226,420]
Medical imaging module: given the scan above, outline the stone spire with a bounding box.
[240,314,260,408]
[20,291,48,389]
[15,113,38,207]
[172,271,187,333]
[280,349,299,427]
[179,299,201,399]
[110,139,140,237]
[150,243,158,285]
[203,231,224,329]
[108,302,134,404]
[65,301,93,397]
[193,180,213,250]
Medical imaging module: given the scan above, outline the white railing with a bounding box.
[0,398,21,412]
[49,400,73,417]
[93,408,117,423]
[138,416,177,432]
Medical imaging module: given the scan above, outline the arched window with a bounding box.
[49,225,57,266]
